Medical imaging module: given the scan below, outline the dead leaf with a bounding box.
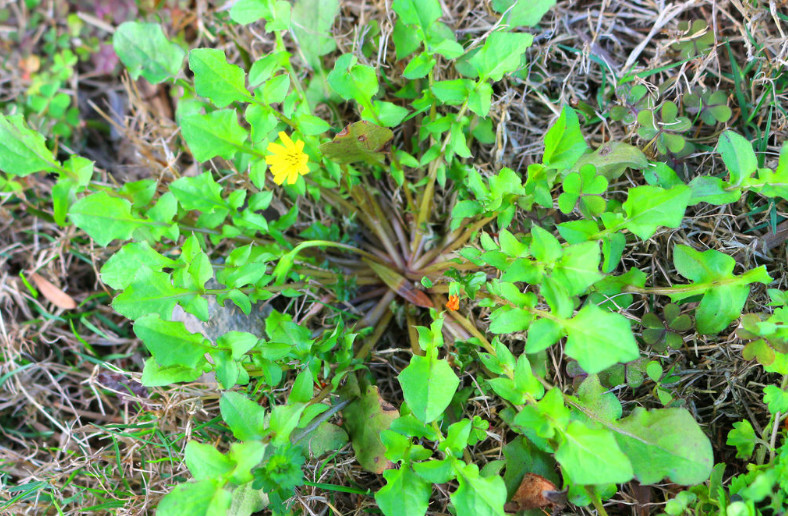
[340,374,399,473]
[30,272,77,309]
[504,473,566,513]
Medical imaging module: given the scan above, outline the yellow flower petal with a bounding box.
[265,132,310,186]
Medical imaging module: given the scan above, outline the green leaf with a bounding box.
[688,176,741,206]
[392,0,442,33]
[763,385,788,414]
[491,0,556,27]
[563,304,639,374]
[101,241,176,290]
[450,461,507,516]
[467,31,534,82]
[181,110,248,162]
[327,53,378,102]
[376,467,432,516]
[525,318,563,353]
[671,245,771,334]
[113,22,185,84]
[620,185,691,240]
[141,357,203,387]
[399,347,460,423]
[220,391,267,441]
[718,130,757,186]
[230,0,290,29]
[543,105,588,170]
[726,420,756,459]
[112,268,191,320]
[185,441,235,480]
[189,49,250,108]
[134,314,209,368]
[157,479,231,516]
[0,114,60,176]
[69,192,151,247]
[556,422,633,484]
[552,241,602,296]
[614,407,713,485]
[291,0,339,69]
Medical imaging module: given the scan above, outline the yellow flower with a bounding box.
[265,131,309,185]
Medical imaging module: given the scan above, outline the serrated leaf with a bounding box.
[181,110,248,162]
[113,22,185,84]
[69,192,151,247]
[468,31,533,82]
[134,314,209,369]
[189,49,250,108]
[563,304,639,374]
[0,114,60,176]
[621,185,691,240]
[376,467,432,516]
[101,241,176,290]
[220,391,267,441]
[726,420,755,459]
[450,461,507,516]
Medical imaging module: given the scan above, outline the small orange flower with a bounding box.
[446,294,459,311]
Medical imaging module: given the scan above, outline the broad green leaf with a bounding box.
[552,241,602,296]
[614,407,713,485]
[718,130,757,186]
[376,467,432,516]
[543,106,588,170]
[291,0,339,69]
[491,0,556,27]
[112,268,192,320]
[134,314,209,368]
[113,22,185,84]
[555,422,633,484]
[450,461,507,516]
[230,0,271,24]
[156,479,231,516]
[185,441,235,480]
[468,31,533,82]
[563,304,639,374]
[220,391,267,441]
[341,380,399,473]
[327,54,378,102]
[230,0,290,29]
[189,49,250,108]
[101,241,176,290]
[399,347,459,423]
[0,114,59,176]
[392,0,442,33]
[620,185,691,240]
[319,121,393,164]
[763,385,788,414]
[181,110,248,162]
[69,192,151,246]
[688,176,741,206]
[141,357,203,387]
[670,245,772,334]
[525,318,563,353]
[489,306,532,334]
[726,420,756,459]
